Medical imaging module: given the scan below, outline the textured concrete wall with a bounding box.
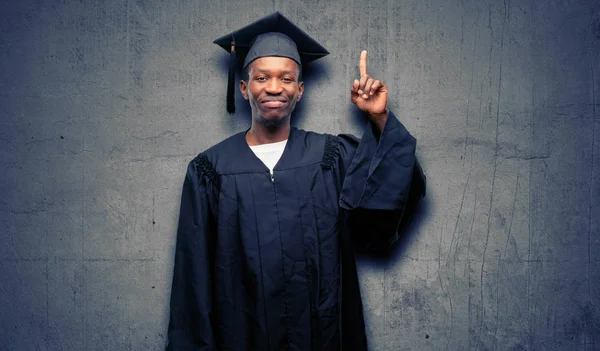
[1,0,598,350]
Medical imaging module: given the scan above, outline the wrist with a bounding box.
[368,108,389,122]
[367,109,389,133]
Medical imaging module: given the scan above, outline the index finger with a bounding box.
[359,50,367,76]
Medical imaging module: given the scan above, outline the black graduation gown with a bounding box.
[167,111,426,351]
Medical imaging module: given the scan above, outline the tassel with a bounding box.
[226,39,236,114]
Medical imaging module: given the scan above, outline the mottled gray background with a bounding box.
[1,0,598,350]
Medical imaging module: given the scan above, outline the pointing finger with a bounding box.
[359,50,367,77]
[358,73,368,95]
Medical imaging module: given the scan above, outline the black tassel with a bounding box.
[226,39,236,114]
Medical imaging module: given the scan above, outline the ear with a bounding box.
[297,81,304,101]
[239,79,249,100]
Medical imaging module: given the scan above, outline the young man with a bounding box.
[167,12,425,351]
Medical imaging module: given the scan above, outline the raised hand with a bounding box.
[350,50,388,122]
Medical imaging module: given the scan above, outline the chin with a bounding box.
[258,111,289,127]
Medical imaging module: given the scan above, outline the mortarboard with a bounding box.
[213,12,330,114]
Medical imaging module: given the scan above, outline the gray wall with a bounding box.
[1,0,598,350]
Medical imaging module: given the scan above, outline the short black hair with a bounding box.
[243,62,303,82]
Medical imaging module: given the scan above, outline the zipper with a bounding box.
[270,168,290,349]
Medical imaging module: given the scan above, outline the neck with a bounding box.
[246,119,291,146]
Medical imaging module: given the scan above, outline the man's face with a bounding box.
[240,56,304,127]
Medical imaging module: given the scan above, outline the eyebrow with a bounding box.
[254,69,297,75]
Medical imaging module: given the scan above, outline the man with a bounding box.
[167,12,425,351]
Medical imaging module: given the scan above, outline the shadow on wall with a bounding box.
[356,191,431,269]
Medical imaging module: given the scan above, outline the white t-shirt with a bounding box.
[249,139,288,175]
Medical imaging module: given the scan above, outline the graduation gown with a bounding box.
[167,111,426,351]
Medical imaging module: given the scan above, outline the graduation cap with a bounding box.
[213,12,330,113]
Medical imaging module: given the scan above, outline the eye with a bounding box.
[282,77,294,82]
[255,76,267,81]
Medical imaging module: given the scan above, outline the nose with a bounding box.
[264,78,283,94]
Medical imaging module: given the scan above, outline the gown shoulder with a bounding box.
[193,128,340,175]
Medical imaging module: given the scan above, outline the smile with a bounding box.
[261,100,287,108]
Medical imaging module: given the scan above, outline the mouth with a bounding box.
[261,99,287,108]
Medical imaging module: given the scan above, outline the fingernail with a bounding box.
[363,94,368,99]
[358,90,363,95]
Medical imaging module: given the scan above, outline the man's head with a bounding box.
[240,56,303,127]
[213,12,329,114]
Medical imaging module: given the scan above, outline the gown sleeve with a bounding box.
[167,155,218,350]
[337,111,426,254]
